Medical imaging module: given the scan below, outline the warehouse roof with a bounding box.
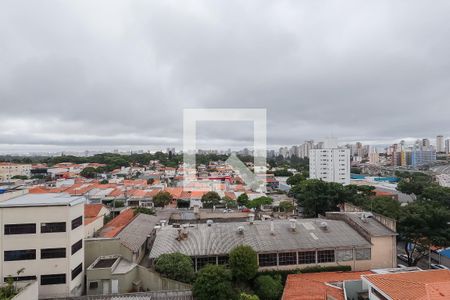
[149,219,372,259]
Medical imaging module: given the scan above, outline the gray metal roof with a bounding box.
[334,212,397,237]
[149,219,371,259]
[0,193,85,207]
[116,214,160,252]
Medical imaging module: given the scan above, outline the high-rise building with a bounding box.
[446,139,450,154]
[422,138,431,150]
[0,192,85,298]
[436,135,445,153]
[309,140,350,185]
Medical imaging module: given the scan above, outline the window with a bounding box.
[71,216,82,230]
[196,256,217,270]
[41,274,66,285]
[336,249,353,262]
[71,239,82,255]
[4,250,36,261]
[72,263,82,280]
[318,250,335,263]
[298,251,316,264]
[4,224,36,235]
[89,281,99,289]
[278,252,297,266]
[41,248,66,259]
[356,248,371,261]
[41,222,66,233]
[258,253,277,267]
[218,256,229,265]
[4,276,36,282]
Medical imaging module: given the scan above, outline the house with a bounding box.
[84,204,111,238]
[282,271,373,300]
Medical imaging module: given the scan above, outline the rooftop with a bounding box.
[363,269,450,300]
[0,193,85,208]
[282,271,373,300]
[149,219,372,259]
[98,208,136,238]
[116,213,162,252]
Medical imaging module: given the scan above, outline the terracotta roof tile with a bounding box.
[282,271,373,300]
[364,270,450,300]
[98,208,136,238]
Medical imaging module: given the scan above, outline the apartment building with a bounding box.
[309,141,350,185]
[0,192,85,298]
[0,163,31,182]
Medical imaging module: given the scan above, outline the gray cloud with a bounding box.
[1,0,450,152]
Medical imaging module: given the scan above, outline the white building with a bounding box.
[0,163,31,182]
[0,192,85,298]
[309,140,350,185]
[437,135,445,153]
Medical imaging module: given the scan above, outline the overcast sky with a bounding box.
[1,1,450,153]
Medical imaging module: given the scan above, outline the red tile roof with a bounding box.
[98,208,136,238]
[363,270,450,300]
[282,271,373,300]
[84,204,106,218]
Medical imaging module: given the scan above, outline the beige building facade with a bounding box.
[0,193,85,299]
[0,163,31,182]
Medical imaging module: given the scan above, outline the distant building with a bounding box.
[309,140,350,185]
[0,192,85,298]
[0,163,31,182]
[437,135,445,153]
[446,139,450,154]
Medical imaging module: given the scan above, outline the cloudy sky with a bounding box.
[1,0,450,153]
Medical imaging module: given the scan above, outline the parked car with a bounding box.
[431,264,449,270]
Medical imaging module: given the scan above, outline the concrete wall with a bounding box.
[371,236,397,269]
[85,238,123,268]
[84,216,104,238]
[11,280,38,300]
[87,263,190,296]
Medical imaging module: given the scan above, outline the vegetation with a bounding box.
[10,175,28,180]
[247,196,273,210]
[239,293,260,300]
[193,265,235,300]
[153,191,172,207]
[278,201,294,213]
[254,275,283,300]
[237,193,250,207]
[0,268,25,300]
[80,167,98,178]
[272,169,293,177]
[155,253,195,283]
[286,173,306,186]
[201,191,221,208]
[229,246,258,281]
[133,207,155,215]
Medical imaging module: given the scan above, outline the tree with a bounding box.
[398,202,450,266]
[254,275,283,300]
[147,178,155,185]
[229,245,258,281]
[224,196,238,208]
[273,169,293,177]
[155,253,195,283]
[247,196,273,210]
[100,179,108,184]
[237,193,250,207]
[133,207,155,215]
[294,180,345,217]
[201,191,221,208]
[153,191,172,207]
[286,173,306,186]
[80,167,97,178]
[193,265,235,300]
[420,185,450,209]
[365,196,401,220]
[279,201,294,213]
[239,293,260,300]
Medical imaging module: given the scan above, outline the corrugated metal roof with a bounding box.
[149,219,371,259]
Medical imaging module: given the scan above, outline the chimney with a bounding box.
[289,219,297,232]
[270,220,275,235]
